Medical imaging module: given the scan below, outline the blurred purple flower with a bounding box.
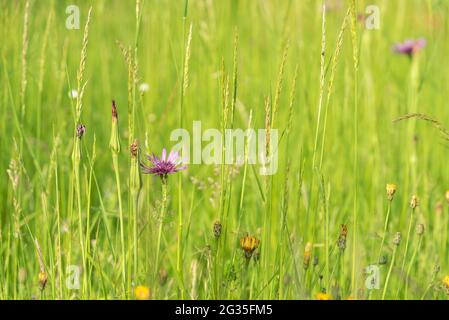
[140,148,186,178]
[393,38,426,56]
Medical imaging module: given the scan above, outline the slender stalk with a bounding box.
[400,205,416,276]
[349,0,359,296]
[382,245,398,300]
[112,154,126,292]
[110,100,125,294]
[378,201,392,261]
[176,2,190,299]
[154,177,168,284]
[405,235,422,299]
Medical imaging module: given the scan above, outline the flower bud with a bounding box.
[410,195,419,209]
[416,223,425,236]
[303,242,313,270]
[386,184,397,201]
[109,100,121,154]
[393,232,402,246]
[38,271,48,290]
[76,124,86,139]
[213,220,222,239]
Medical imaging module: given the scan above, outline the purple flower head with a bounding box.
[393,38,426,56]
[140,148,187,178]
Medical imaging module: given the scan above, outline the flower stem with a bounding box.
[154,177,168,284]
[405,236,422,299]
[112,154,126,293]
[382,245,398,300]
[401,208,415,274]
[378,201,392,262]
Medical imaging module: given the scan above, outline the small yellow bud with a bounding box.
[303,242,313,270]
[410,195,419,209]
[38,271,48,290]
[386,184,397,201]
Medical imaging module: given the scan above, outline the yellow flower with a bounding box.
[134,285,150,300]
[445,190,449,203]
[240,234,260,259]
[315,292,333,300]
[442,276,449,289]
[386,183,397,201]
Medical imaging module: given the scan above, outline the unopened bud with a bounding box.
[386,184,397,201]
[416,223,425,236]
[393,232,401,246]
[130,140,138,158]
[410,195,419,209]
[109,100,121,154]
[38,271,48,290]
[213,220,222,239]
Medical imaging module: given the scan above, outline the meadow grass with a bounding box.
[0,0,448,300]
